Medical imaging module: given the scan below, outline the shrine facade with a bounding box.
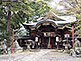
[18,15,76,49]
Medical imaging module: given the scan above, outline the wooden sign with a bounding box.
[31,27,35,30]
[43,32,56,37]
[43,22,50,25]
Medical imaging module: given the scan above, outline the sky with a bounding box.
[49,0,64,10]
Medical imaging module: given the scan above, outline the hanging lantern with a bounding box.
[35,37,38,42]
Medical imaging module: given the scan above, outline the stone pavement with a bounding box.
[0,49,81,61]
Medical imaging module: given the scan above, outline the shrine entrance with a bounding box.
[36,20,57,49]
[40,37,56,49]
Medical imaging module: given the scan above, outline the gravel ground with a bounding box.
[0,49,81,61]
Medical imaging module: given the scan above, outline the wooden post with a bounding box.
[12,29,14,53]
[72,26,74,49]
[48,36,51,48]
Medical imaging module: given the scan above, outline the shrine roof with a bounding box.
[23,19,76,27]
[23,13,76,27]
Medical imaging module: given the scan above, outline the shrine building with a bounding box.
[17,14,76,49]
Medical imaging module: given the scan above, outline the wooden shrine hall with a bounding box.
[18,15,76,49]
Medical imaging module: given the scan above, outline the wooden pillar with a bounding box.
[48,36,51,48]
[72,26,74,49]
[12,29,14,53]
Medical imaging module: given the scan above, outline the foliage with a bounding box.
[0,0,51,44]
[59,0,81,36]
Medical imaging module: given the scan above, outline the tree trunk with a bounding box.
[7,10,11,33]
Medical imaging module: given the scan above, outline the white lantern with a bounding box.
[44,33,46,36]
[35,37,38,42]
[56,37,59,42]
[65,34,70,38]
